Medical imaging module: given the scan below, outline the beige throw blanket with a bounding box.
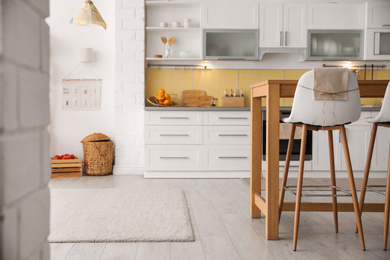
[313,68,349,101]
[280,123,302,140]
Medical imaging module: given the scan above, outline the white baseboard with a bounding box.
[113,166,144,175]
[144,171,250,179]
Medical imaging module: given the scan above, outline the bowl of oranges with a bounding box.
[147,89,177,106]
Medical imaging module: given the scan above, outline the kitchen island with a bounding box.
[250,79,388,240]
[144,106,250,111]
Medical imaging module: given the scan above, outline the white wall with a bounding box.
[48,0,115,159]
[114,0,146,175]
[1,0,51,258]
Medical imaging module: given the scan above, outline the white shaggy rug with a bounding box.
[49,188,194,243]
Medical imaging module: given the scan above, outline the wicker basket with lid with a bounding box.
[81,133,113,176]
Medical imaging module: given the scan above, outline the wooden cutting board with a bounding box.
[182,90,206,107]
[197,96,213,107]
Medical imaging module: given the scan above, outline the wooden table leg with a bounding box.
[265,84,280,240]
[250,94,262,218]
[383,144,390,250]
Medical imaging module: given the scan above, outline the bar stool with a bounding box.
[278,69,366,251]
[357,82,390,250]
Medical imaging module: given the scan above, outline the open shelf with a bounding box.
[146,57,201,61]
[146,1,200,8]
[146,27,200,31]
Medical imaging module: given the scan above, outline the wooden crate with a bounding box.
[222,97,244,107]
[51,158,82,178]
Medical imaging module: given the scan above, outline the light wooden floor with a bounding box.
[49,175,390,260]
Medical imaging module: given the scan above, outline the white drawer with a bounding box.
[205,145,250,171]
[145,146,203,171]
[203,111,250,125]
[203,126,250,145]
[145,126,202,145]
[145,111,202,126]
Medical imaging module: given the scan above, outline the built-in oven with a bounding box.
[262,109,312,161]
[364,29,390,60]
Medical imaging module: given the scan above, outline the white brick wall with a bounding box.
[114,0,145,175]
[0,0,50,259]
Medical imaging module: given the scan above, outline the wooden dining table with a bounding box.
[250,79,389,240]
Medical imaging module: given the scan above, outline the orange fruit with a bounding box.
[158,89,165,95]
[156,94,165,101]
[164,94,171,100]
[159,100,165,105]
[163,99,172,106]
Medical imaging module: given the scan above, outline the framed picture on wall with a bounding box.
[62,79,102,110]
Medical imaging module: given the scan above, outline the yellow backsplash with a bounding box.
[146,69,390,107]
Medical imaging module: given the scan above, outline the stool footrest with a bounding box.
[366,185,386,196]
[285,185,352,197]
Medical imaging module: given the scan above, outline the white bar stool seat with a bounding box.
[358,82,390,250]
[279,69,366,251]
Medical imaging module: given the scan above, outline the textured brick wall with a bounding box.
[114,0,145,175]
[0,0,51,259]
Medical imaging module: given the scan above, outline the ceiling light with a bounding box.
[72,0,106,30]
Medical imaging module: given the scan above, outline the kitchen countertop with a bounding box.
[144,106,251,111]
[144,105,380,111]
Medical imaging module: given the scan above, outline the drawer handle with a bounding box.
[218,117,248,120]
[382,24,390,26]
[160,157,189,159]
[218,134,248,137]
[159,134,190,137]
[218,156,248,159]
[160,117,189,119]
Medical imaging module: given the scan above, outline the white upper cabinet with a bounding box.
[259,3,307,48]
[201,2,259,29]
[259,3,283,47]
[308,3,365,29]
[366,2,390,29]
[283,4,307,48]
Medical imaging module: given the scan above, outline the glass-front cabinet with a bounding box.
[307,30,363,60]
[203,29,259,60]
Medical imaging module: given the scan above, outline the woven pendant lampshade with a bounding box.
[72,0,107,30]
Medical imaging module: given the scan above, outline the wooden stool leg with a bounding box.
[356,123,378,233]
[383,144,390,250]
[328,130,338,233]
[279,124,296,223]
[340,126,366,251]
[293,125,307,251]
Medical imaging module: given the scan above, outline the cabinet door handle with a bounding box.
[160,117,189,119]
[339,131,341,143]
[285,31,288,46]
[218,156,248,159]
[218,117,248,120]
[382,24,390,26]
[280,31,283,46]
[218,134,248,137]
[216,58,246,60]
[159,134,190,137]
[160,157,189,159]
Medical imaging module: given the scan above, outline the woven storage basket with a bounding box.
[81,133,113,176]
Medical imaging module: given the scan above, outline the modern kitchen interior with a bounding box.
[143,0,390,179]
[4,0,390,259]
